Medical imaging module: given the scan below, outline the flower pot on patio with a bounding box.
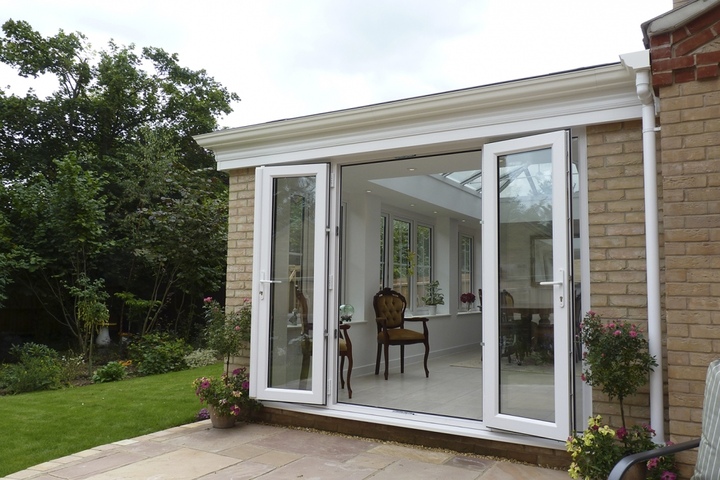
[208,406,237,429]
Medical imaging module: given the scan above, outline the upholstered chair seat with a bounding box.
[373,287,430,380]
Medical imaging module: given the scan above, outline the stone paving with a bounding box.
[6,421,569,479]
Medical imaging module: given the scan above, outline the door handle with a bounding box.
[259,279,281,284]
[539,269,565,307]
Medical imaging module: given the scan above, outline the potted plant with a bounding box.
[566,311,677,480]
[192,367,261,428]
[421,280,444,315]
[194,297,260,427]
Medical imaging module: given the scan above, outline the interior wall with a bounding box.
[341,182,483,376]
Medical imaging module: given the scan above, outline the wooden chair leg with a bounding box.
[383,343,390,380]
[340,356,346,389]
[400,345,405,373]
[346,355,353,399]
[423,340,430,378]
[375,344,382,375]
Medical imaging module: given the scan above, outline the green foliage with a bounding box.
[3,155,110,353]
[580,311,657,427]
[567,415,678,480]
[127,333,191,375]
[91,361,127,383]
[0,343,63,394]
[0,364,221,477]
[202,297,251,374]
[420,280,444,306]
[67,275,110,371]
[184,349,219,369]
[0,20,234,341]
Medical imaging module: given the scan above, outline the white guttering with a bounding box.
[196,63,641,170]
[620,50,664,442]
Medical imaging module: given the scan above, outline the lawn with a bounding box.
[0,363,224,477]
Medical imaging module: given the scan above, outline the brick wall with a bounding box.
[647,4,720,475]
[658,75,720,475]
[225,168,255,308]
[586,120,661,429]
[650,4,720,90]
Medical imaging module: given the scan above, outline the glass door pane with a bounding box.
[253,165,328,404]
[498,149,554,420]
[482,131,571,441]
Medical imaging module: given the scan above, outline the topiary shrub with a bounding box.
[127,333,191,375]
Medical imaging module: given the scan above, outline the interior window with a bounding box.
[459,234,473,303]
[391,218,412,299]
[415,224,432,308]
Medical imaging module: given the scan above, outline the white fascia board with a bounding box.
[195,63,641,171]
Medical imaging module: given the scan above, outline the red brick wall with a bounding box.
[650,4,720,90]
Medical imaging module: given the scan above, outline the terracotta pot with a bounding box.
[208,406,237,429]
[624,462,647,480]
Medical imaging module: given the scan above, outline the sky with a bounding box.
[0,0,672,129]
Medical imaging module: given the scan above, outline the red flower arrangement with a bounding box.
[460,292,476,304]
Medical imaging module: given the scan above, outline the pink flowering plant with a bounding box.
[565,312,677,479]
[580,311,656,428]
[203,297,251,375]
[192,367,261,419]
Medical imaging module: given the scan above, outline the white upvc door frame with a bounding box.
[481,130,572,441]
[251,164,329,405]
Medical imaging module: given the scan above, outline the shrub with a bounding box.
[203,297,251,374]
[127,333,191,375]
[58,352,87,385]
[184,349,219,369]
[92,361,127,383]
[0,342,63,393]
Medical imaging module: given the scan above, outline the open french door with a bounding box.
[482,131,572,441]
[251,164,329,404]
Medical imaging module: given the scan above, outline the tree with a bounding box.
[0,20,235,347]
[3,154,110,352]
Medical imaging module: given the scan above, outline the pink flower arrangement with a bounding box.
[192,367,261,419]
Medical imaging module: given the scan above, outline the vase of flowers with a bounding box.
[460,292,476,311]
[566,312,677,479]
[192,367,261,428]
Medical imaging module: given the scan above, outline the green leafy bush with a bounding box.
[184,349,219,368]
[92,361,127,383]
[0,342,63,393]
[127,333,191,375]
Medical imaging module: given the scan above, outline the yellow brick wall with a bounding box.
[659,76,720,475]
[586,120,661,430]
[225,168,255,308]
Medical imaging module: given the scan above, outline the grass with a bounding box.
[0,363,224,477]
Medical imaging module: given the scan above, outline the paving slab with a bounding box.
[6,421,568,480]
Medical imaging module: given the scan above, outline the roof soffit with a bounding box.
[196,63,640,169]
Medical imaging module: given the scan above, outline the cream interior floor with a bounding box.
[338,349,564,422]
